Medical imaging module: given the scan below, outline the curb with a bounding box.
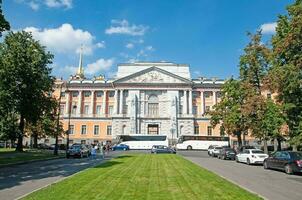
[0,156,65,168]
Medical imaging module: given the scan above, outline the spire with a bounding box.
[76,45,84,78]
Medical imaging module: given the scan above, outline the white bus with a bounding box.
[176,135,229,150]
[118,135,168,150]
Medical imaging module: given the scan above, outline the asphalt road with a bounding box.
[178,151,302,200]
[0,151,122,200]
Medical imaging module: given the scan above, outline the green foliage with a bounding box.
[0,0,10,36]
[270,0,302,146]
[0,31,54,151]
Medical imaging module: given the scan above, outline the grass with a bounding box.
[0,148,63,166]
[23,154,262,200]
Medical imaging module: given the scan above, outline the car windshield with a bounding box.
[225,148,235,152]
[291,152,302,159]
[251,150,264,154]
[71,145,81,150]
[215,147,222,149]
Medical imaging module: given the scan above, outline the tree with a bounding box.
[239,31,273,153]
[0,31,54,151]
[269,0,302,150]
[210,78,248,148]
[0,0,10,36]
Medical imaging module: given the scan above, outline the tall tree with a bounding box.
[0,0,10,36]
[210,78,247,148]
[0,31,54,151]
[239,31,273,153]
[269,0,302,150]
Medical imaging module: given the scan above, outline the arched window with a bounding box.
[148,95,159,116]
[122,125,126,135]
[179,125,184,137]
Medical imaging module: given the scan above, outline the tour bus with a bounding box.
[118,135,169,150]
[176,135,229,150]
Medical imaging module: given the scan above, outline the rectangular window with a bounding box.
[267,93,272,99]
[60,92,66,97]
[94,125,99,135]
[84,91,91,97]
[81,140,86,144]
[84,105,89,115]
[193,106,198,115]
[44,139,49,143]
[108,106,113,115]
[96,91,103,97]
[60,105,65,114]
[107,125,112,135]
[207,126,212,136]
[123,105,128,114]
[192,91,200,98]
[58,139,62,144]
[194,126,199,135]
[204,92,211,98]
[81,125,87,135]
[72,91,79,97]
[72,105,77,114]
[108,91,115,97]
[69,125,74,135]
[96,105,102,115]
[179,105,183,114]
[205,106,211,112]
[69,140,73,144]
[148,103,159,116]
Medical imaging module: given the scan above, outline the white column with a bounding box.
[183,90,187,114]
[65,91,70,115]
[189,90,192,114]
[76,90,82,116]
[119,89,124,114]
[213,91,217,105]
[102,90,107,115]
[114,89,118,114]
[90,90,95,115]
[200,91,204,116]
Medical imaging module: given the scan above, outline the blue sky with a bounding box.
[4,0,293,79]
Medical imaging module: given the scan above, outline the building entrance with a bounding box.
[147,124,159,135]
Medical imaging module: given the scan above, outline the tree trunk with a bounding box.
[242,132,246,146]
[16,115,25,152]
[277,138,282,151]
[237,133,242,148]
[33,131,38,148]
[274,138,278,152]
[54,135,58,155]
[263,139,268,154]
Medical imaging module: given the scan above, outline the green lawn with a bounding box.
[0,148,63,166]
[23,154,262,200]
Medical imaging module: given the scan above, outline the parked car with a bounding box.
[67,144,90,158]
[37,143,51,150]
[210,146,223,157]
[237,145,256,153]
[217,147,236,160]
[112,144,130,151]
[151,145,176,154]
[263,151,302,174]
[236,149,268,165]
[207,145,218,156]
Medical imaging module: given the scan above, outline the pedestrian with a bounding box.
[99,142,104,159]
[91,145,96,159]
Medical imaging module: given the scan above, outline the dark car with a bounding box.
[217,147,236,160]
[67,144,90,158]
[151,145,176,154]
[37,143,51,150]
[264,151,302,174]
[112,144,129,151]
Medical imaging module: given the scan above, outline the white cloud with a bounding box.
[24,23,103,55]
[105,19,148,36]
[126,43,134,49]
[45,0,72,9]
[29,1,39,10]
[86,58,115,75]
[127,58,138,63]
[145,45,155,51]
[57,65,78,76]
[260,22,277,34]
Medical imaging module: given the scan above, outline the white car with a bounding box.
[207,145,218,156]
[236,149,268,165]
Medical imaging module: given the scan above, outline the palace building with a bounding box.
[51,55,256,146]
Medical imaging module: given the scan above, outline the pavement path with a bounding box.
[179,151,302,200]
[0,151,122,200]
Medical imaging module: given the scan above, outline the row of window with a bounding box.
[60,105,128,115]
[69,125,112,136]
[61,91,116,98]
[194,126,213,136]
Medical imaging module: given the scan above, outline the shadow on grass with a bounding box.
[115,155,133,159]
[93,160,123,168]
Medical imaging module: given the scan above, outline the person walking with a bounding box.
[91,145,96,159]
[99,142,104,159]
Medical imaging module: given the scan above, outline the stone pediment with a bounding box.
[113,67,192,84]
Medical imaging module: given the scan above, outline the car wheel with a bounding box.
[247,158,251,165]
[187,146,192,150]
[123,148,126,151]
[235,156,239,163]
[285,164,293,175]
[222,156,226,160]
[263,161,269,169]
[80,153,83,158]
[217,155,220,159]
